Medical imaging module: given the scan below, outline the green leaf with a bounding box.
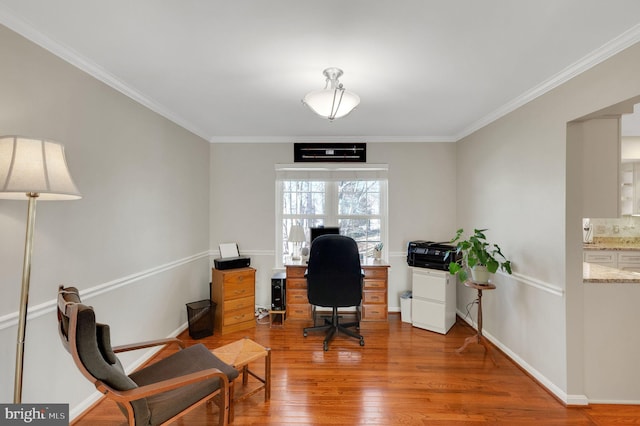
[486,258,499,274]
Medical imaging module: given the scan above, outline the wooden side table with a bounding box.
[457,281,497,364]
[212,337,271,421]
[269,309,286,327]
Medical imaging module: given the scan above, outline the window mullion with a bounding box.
[326,181,338,226]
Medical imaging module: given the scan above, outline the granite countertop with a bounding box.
[583,262,640,283]
[583,236,640,250]
[583,243,640,251]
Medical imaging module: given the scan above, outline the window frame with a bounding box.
[275,164,388,267]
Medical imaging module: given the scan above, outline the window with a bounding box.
[276,164,388,266]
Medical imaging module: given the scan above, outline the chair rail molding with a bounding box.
[0,251,210,331]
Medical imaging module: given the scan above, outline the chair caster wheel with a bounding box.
[359,339,365,346]
[303,332,307,337]
[323,342,328,351]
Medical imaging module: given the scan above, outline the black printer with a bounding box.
[407,240,459,270]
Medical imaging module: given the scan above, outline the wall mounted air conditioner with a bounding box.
[294,143,366,163]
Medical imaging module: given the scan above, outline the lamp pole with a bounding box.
[13,193,38,403]
[1,136,81,403]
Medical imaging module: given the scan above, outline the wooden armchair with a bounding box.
[57,285,238,426]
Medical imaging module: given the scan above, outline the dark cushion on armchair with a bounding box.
[75,304,150,423]
[129,343,239,425]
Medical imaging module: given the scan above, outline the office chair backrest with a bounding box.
[306,234,362,307]
[57,286,151,423]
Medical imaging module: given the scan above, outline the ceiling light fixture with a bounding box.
[302,68,360,121]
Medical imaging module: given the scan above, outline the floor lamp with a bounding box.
[0,136,82,403]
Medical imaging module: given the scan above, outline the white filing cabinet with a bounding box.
[411,267,456,334]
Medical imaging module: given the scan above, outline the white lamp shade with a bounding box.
[303,89,360,120]
[288,224,306,243]
[0,136,82,200]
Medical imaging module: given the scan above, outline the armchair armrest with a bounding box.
[112,337,185,353]
[95,367,230,402]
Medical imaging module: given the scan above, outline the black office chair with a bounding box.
[302,234,365,351]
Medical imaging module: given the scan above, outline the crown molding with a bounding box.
[209,135,456,143]
[455,23,640,141]
[2,3,638,145]
[0,5,210,141]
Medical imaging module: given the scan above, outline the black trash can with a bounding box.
[186,300,215,339]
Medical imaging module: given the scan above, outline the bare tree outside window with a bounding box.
[281,180,382,259]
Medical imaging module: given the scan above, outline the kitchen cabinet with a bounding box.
[411,267,456,334]
[583,251,617,268]
[583,250,640,272]
[617,251,640,272]
[619,162,640,216]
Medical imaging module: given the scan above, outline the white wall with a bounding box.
[456,41,640,403]
[0,24,211,414]
[209,142,458,310]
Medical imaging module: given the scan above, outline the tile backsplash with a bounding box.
[588,216,640,237]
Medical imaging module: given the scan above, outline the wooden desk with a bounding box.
[457,281,496,364]
[285,259,389,322]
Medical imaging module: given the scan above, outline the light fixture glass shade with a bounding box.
[0,136,82,200]
[303,68,360,121]
[303,89,360,120]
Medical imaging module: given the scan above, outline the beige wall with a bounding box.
[0,24,211,411]
[209,142,458,310]
[456,42,640,403]
[2,16,640,417]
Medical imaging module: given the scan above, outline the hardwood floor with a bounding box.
[73,314,640,425]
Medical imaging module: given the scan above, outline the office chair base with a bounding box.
[303,307,364,351]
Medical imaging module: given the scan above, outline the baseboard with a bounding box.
[455,311,586,406]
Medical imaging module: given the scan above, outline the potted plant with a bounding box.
[446,228,512,284]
